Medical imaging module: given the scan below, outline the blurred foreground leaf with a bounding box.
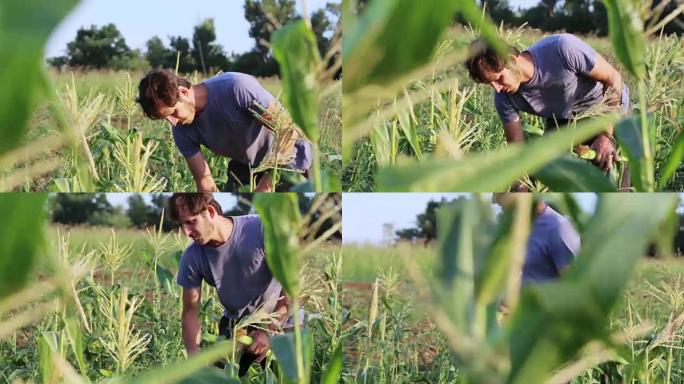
[0,193,47,298]
[272,20,320,143]
[0,0,79,155]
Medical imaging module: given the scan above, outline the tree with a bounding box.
[126,194,158,229]
[51,194,112,225]
[145,36,174,69]
[244,0,297,61]
[191,19,230,74]
[63,24,133,69]
[168,36,197,74]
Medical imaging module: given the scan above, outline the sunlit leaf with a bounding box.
[0,193,47,298]
[254,193,301,297]
[533,156,616,192]
[272,20,320,143]
[603,0,646,79]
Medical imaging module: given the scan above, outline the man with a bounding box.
[466,34,630,189]
[137,70,312,192]
[492,193,580,283]
[170,193,293,376]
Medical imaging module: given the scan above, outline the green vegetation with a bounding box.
[343,0,684,192]
[341,194,684,383]
[0,193,344,383]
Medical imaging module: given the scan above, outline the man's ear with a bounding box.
[178,86,190,97]
[206,205,216,218]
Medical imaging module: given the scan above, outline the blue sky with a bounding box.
[104,193,237,212]
[46,0,335,58]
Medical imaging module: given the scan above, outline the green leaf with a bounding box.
[0,193,47,298]
[64,318,88,377]
[176,367,239,384]
[507,194,678,383]
[321,344,343,384]
[603,0,646,79]
[533,156,617,192]
[658,127,684,189]
[156,265,175,294]
[271,20,320,143]
[344,0,505,94]
[38,331,60,384]
[116,340,233,384]
[615,117,647,191]
[270,331,313,384]
[377,114,617,191]
[253,193,302,297]
[0,0,79,155]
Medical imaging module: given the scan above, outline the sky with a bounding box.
[104,193,237,212]
[342,193,600,245]
[45,0,335,58]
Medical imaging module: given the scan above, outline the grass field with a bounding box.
[341,243,684,383]
[343,25,684,192]
[8,69,341,192]
[0,224,344,383]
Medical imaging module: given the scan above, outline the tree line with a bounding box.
[47,0,339,77]
[49,193,342,240]
[354,0,683,36]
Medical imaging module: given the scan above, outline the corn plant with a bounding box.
[96,286,151,375]
[99,228,133,286]
[254,193,343,384]
[394,193,680,383]
[343,0,684,192]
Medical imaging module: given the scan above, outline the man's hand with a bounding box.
[254,173,273,192]
[590,133,617,171]
[246,329,270,360]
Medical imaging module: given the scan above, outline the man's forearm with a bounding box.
[195,174,219,192]
[602,77,623,108]
[181,311,202,355]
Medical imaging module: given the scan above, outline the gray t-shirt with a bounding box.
[176,214,282,319]
[523,205,580,284]
[172,72,312,170]
[495,34,630,125]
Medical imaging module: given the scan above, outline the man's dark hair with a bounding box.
[168,193,223,222]
[136,69,192,119]
[464,38,520,84]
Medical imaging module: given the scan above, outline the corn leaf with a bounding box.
[615,116,648,191]
[658,127,684,189]
[271,20,320,143]
[507,194,678,383]
[270,330,313,384]
[0,193,47,298]
[254,193,302,297]
[533,156,617,192]
[0,0,79,155]
[320,343,343,384]
[603,0,646,80]
[377,115,616,191]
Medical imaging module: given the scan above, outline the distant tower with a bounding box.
[382,223,394,246]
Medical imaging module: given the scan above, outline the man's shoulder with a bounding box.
[233,214,263,231]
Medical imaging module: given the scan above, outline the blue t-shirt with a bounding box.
[176,215,282,319]
[495,34,630,125]
[172,72,312,170]
[523,205,580,284]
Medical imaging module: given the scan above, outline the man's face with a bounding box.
[155,86,196,126]
[177,206,215,245]
[492,192,516,211]
[482,66,523,94]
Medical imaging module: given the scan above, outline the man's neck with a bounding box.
[206,216,234,247]
[516,52,535,84]
[191,83,208,115]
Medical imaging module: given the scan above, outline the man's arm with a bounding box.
[181,287,202,356]
[587,53,623,114]
[246,289,291,357]
[503,119,525,144]
[502,119,529,191]
[186,152,219,192]
[586,54,623,170]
